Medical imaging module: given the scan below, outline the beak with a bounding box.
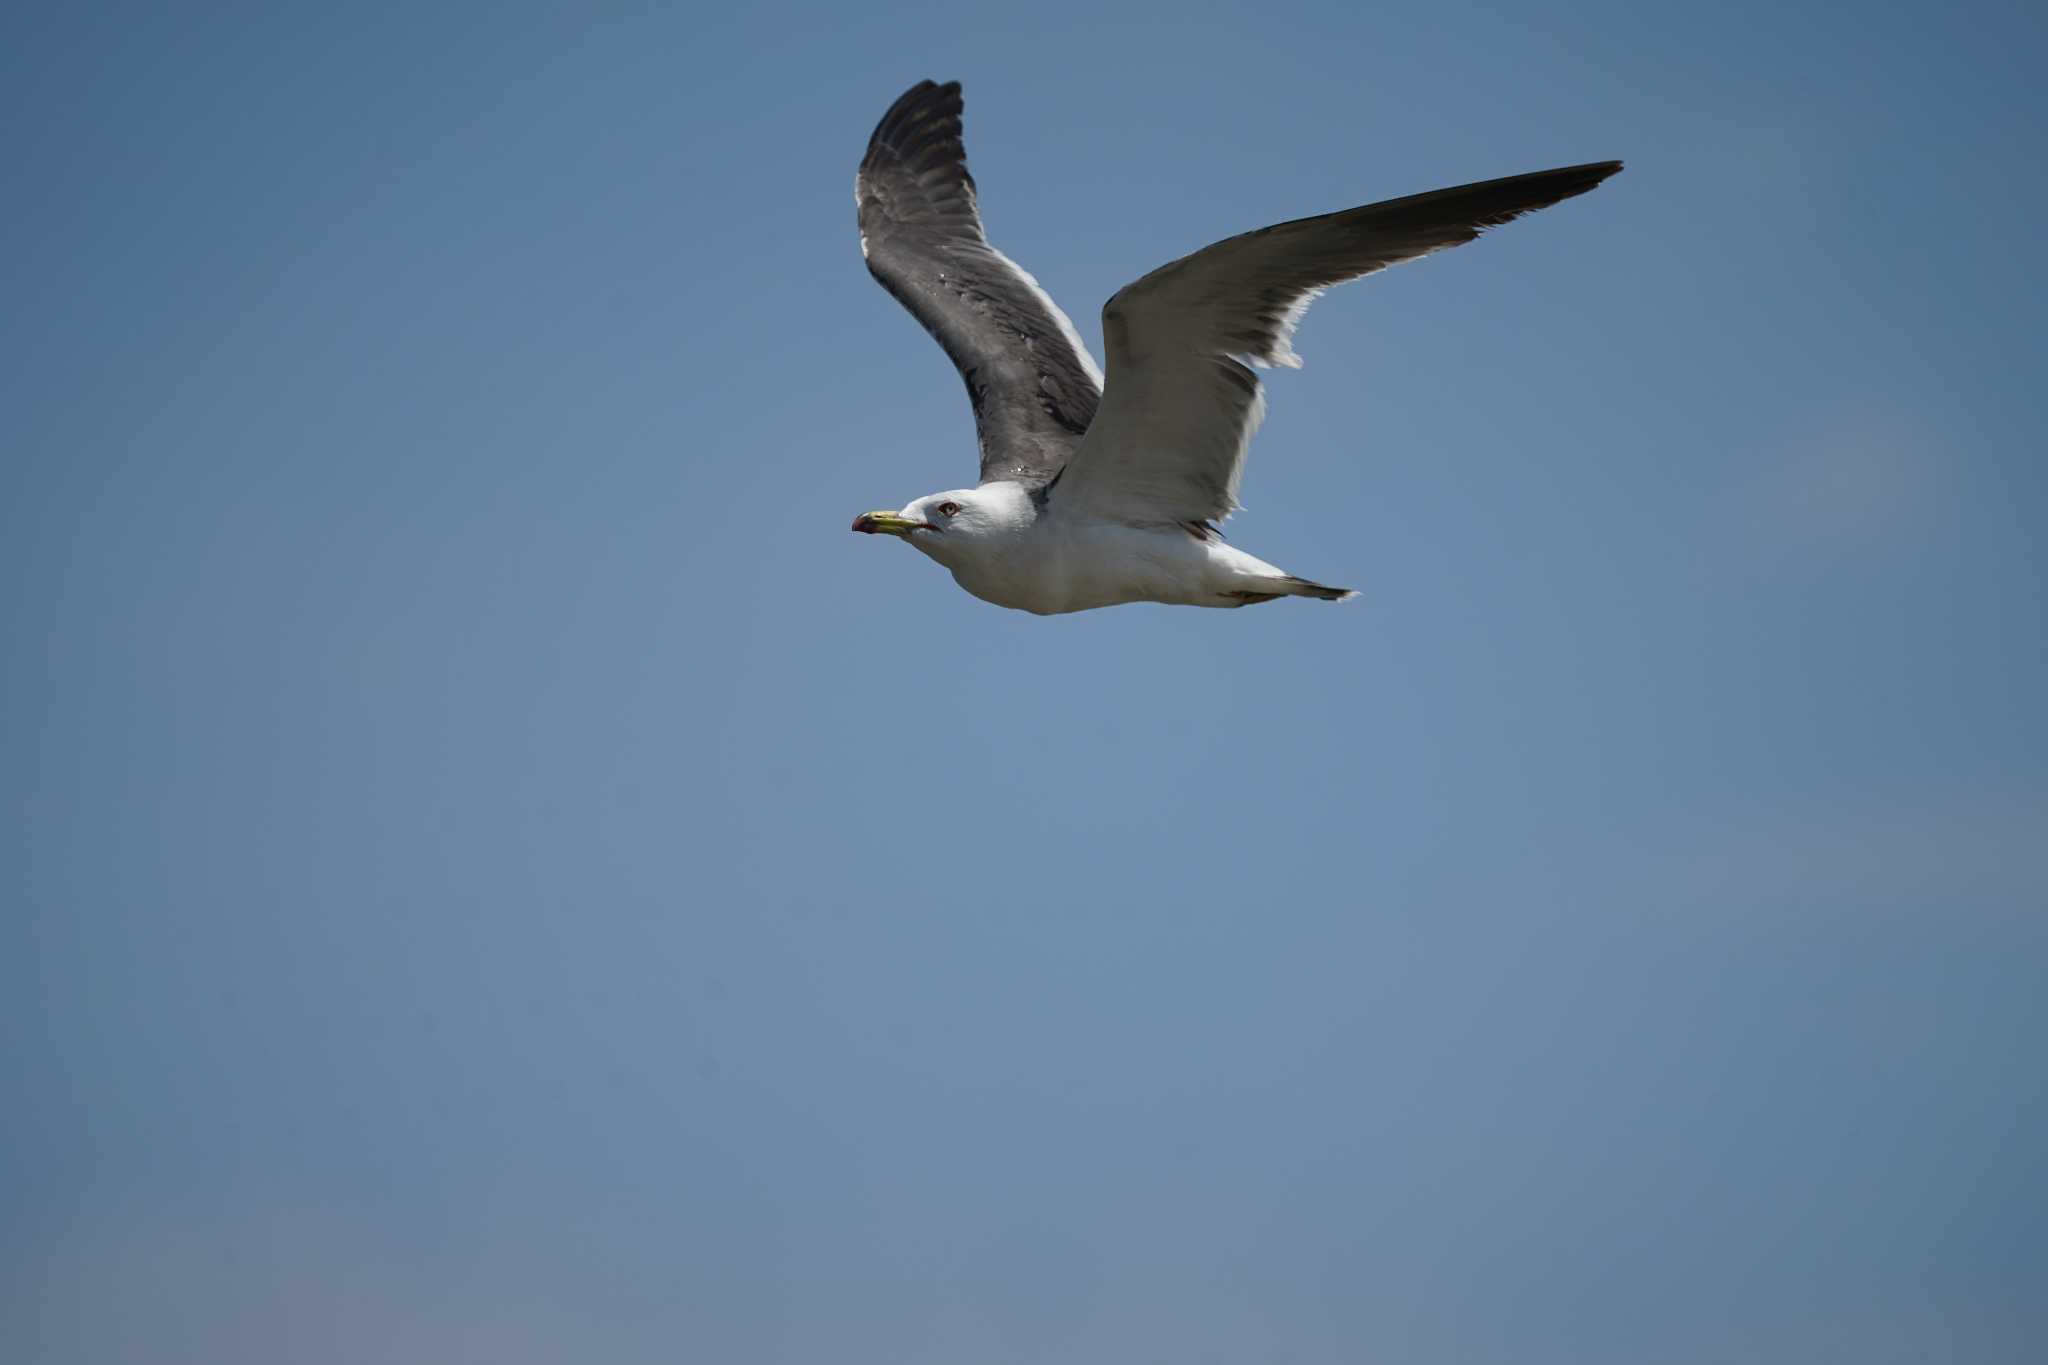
[851,511,931,537]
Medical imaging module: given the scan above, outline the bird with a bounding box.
[850,79,1620,615]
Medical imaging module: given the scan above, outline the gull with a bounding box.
[851,80,1620,615]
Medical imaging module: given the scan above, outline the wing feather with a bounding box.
[1057,161,1623,524]
[856,81,1104,487]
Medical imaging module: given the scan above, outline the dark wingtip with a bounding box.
[878,79,962,120]
[1532,160,1625,202]
[1581,160,1624,190]
[1390,158,1626,234]
[864,80,966,168]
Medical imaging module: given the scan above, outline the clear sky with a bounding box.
[4,1,2044,1361]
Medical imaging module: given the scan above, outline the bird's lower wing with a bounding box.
[1053,161,1622,526]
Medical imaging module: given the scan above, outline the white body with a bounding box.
[951,520,1295,615]
[894,484,1325,616]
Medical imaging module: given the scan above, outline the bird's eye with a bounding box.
[938,501,961,517]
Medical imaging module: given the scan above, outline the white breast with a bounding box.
[949,519,1285,615]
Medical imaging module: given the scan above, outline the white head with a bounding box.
[851,483,1035,570]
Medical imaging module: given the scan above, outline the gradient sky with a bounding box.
[4,2,2045,1361]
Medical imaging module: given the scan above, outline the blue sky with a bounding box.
[4,1,2044,1361]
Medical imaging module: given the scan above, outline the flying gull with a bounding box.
[851,80,1620,614]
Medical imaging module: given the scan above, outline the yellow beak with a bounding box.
[851,511,930,537]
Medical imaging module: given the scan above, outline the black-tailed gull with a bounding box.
[851,80,1620,615]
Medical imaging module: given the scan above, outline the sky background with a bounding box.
[4,1,2045,1361]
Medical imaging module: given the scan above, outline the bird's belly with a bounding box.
[951,525,1236,615]
[949,560,1086,615]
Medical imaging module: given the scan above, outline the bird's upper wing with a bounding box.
[1053,161,1622,526]
[857,80,1104,488]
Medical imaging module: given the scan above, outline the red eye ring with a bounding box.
[938,501,961,517]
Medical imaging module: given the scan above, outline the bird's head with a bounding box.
[851,484,1031,568]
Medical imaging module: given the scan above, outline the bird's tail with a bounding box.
[1280,576,1357,602]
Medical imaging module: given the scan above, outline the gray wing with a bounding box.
[857,80,1104,488]
[1055,161,1623,525]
